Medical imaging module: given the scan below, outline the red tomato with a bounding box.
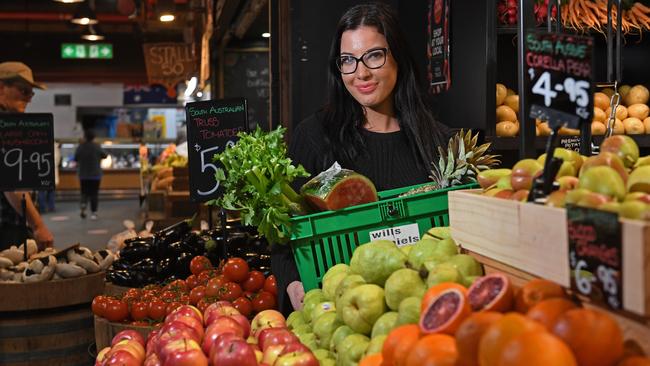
[159,290,176,302]
[196,298,210,313]
[148,299,167,321]
[251,291,276,312]
[164,279,188,293]
[223,257,249,283]
[243,291,256,301]
[232,297,253,317]
[104,299,129,322]
[197,271,212,286]
[190,256,213,275]
[130,301,149,321]
[124,288,142,299]
[219,282,243,302]
[264,275,278,296]
[185,274,199,289]
[189,285,206,305]
[91,295,108,317]
[179,294,190,305]
[242,270,265,292]
[165,301,182,316]
[205,275,228,297]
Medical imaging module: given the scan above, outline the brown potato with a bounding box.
[538,122,552,136]
[601,88,615,98]
[594,92,610,111]
[496,83,507,106]
[496,105,517,122]
[627,103,650,120]
[591,121,606,136]
[624,85,650,105]
[605,105,628,121]
[613,118,625,135]
[496,121,519,137]
[644,117,650,134]
[593,107,606,122]
[504,95,519,113]
[623,117,645,134]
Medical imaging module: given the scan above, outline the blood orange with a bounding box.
[421,282,467,313]
[478,312,545,366]
[466,273,513,312]
[455,312,503,366]
[525,298,578,331]
[359,353,383,366]
[515,278,566,313]
[497,331,577,366]
[405,334,457,366]
[419,288,471,335]
[618,357,650,366]
[382,324,421,366]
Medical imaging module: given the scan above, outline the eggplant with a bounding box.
[110,259,132,271]
[155,257,175,278]
[123,236,154,246]
[132,258,156,273]
[120,242,153,262]
[133,271,155,287]
[173,252,193,278]
[107,270,135,287]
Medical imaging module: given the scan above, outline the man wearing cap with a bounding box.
[0,61,54,250]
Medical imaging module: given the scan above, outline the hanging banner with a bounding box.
[142,43,198,97]
[428,0,451,93]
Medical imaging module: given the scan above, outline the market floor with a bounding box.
[43,198,141,252]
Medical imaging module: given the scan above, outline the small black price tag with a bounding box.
[185,98,248,202]
[525,32,594,130]
[0,113,55,191]
[567,205,622,310]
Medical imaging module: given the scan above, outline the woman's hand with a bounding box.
[287,280,305,311]
[33,225,54,250]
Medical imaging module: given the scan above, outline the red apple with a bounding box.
[208,333,243,359]
[251,310,286,339]
[164,343,208,366]
[229,314,251,338]
[280,343,311,354]
[111,330,146,347]
[257,328,298,351]
[103,349,141,366]
[170,315,205,340]
[95,346,111,366]
[158,338,202,365]
[143,353,161,366]
[261,344,285,365]
[156,322,201,356]
[108,340,145,362]
[202,316,245,355]
[210,338,258,366]
[166,305,203,324]
[205,305,241,325]
[274,351,319,366]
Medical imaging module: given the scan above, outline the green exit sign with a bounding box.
[61,43,113,59]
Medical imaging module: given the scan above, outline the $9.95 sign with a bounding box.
[0,114,55,191]
[525,32,594,129]
[185,98,247,202]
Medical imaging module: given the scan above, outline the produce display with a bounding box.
[494,83,650,137]
[282,232,485,365]
[95,255,278,326]
[497,0,650,34]
[0,240,114,283]
[94,304,319,365]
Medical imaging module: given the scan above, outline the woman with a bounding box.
[75,129,107,220]
[273,2,451,314]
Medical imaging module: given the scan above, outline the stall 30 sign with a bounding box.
[524,32,594,129]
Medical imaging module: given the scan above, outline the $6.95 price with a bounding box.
[2,148,51,182]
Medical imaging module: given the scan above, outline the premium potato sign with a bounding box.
[143,43,197,96]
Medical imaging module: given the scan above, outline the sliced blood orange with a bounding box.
[421,282,467,313]
[419,288,471,335]
[466,273,513,312]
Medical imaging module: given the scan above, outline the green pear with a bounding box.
[338,284,387,335]
[384,269,426,310]
[323,264,349,282]
[313,312,343,349]
[292,324,312,338]
[578,166,626,201]
[477,168,512,189]
[303,291,327,323]
[423,226,451,240]
[446,254,483,278]
[349,240,407,286]
[627,166,650,194]
[426,262,465,287]
[334,275,366,321]
[311,301,336,323]
[366,335,387,355]
[400,245,413,256]
[396,296,421,326]
[370,311,398,338]
[323,272,348,301]
[287,310,307,330]
[337,334,370,366]
[313,349,331,361]
[329,325,355,354]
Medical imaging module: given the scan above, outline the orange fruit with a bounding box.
[525,298,578,330]
[421,282,467,312]
[359,353,383,366]
[618,357,650,366]
[515,278,566,313]
[405,334,457,366]
[478,312,545,366]
[552,308,624,366]
[382,324,421,366]
[497,330,577,366]
[420,288,472,335]
[455,311,503,366]
[467,273,514,312]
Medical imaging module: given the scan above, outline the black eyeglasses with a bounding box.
[336,47,389,74]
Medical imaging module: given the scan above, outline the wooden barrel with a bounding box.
[0,304,95,366]
[94,316,155,350]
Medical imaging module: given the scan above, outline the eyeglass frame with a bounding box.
[335,47,390,75]
[1,79,35,99]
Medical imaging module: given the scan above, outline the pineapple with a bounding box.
[430,129,500,189]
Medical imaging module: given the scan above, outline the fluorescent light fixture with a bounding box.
[54,0,85,3]
[71,2,98,25]
[158,0,175,22]
[159,14,175,22]
[184,77,198,97]
[81,25,104,41]
[262,32,271,38]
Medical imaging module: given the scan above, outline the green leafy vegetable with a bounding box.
[209,126,309,244]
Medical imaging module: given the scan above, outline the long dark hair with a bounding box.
[322,2,447,171]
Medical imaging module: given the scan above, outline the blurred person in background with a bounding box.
[37,142,61,213]
[75,129,107,220]
[0,61,53,250]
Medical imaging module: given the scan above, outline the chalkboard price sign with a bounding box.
[0,113,55,191]
[567,205,623,310]
[185,98,247,202]
[525,32,594,130]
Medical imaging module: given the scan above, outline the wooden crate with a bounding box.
[171,176,189,191]
[94,316,155,350]
[448,190,650,317]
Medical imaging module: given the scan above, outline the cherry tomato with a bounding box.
[104,299,129,322]
[232,297,253,317]
[121,294,138,305]
[164,279,188,293]
[148,299,167,321]
[165,301,182,316]
[189,285,206,305]
[179,294,190,305]
[91,295,108,317]
[130,301,149,321]
[243,291,255,301]
[251,291,276,312]
[242,270,265,292]
[190,256,213,276]
[124,288,142,299]
[196,298,210,313]
[197,271,212,286]
[223,257,249,283]
[264,275,278,296]
[185,274,199,289]
[160,290,177,302]
[131,320,149,327]
[219,282,243,302]
[205,275,228,297]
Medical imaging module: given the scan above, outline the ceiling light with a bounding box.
[158,0,176,22]
[81,25,104,41]
[262,32,271,38]
[71,2,98,25]
[160,14,175,22]
[196,91,203,98]
[54,0,85,3]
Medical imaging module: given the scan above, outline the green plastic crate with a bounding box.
[288,183,476,291]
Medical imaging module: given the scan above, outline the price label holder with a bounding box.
[185,98,248,203]
[0,113,55,191]
[525,31,594,201]
[567,205,623,310]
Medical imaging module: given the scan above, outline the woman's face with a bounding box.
[339,26,397,114]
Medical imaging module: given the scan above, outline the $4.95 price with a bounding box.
[530,70,591,119]
[2,148,51,182]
